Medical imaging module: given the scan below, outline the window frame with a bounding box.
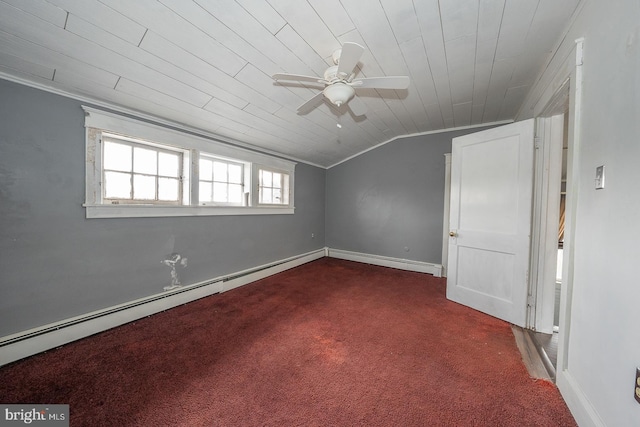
[84,107,295,218]
[255,165,292,207]
[198,154,248,207]
[101,133,187,206]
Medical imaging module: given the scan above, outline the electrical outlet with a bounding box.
[635,368,640,404]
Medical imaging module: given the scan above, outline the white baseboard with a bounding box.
[327,248,442,277]
[0,248,325,366]
[220,249,325,292]
[556,369,605,427]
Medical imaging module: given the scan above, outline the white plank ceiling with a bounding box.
[0,0,581,167]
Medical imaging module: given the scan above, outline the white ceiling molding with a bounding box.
[327,120,514,169]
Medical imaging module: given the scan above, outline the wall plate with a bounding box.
[635,367,640,404]
[595,165,605,189]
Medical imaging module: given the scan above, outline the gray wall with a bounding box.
[0,79,325,337]
[326,127,493,264]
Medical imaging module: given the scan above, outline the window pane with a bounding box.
[273,188,282,203]
[104,141,132,172]
[104,171,131,199]
[261,170,272,187]
[199,158,213,180]
[261,188,272,204]
[158,152,179,178]
[133,147,157,175]
[158,177,179,201]
[133,174,156,199]
[272,172,282,189]
[213,182,228,202]
[228,164,242,184]
[213,161,227,182]
[199,181,212,203]
[229,184,243,204]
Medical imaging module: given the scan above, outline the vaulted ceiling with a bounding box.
[0,0,582,167]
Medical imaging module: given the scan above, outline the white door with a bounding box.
[447,119,535,327]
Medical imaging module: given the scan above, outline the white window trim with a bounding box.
[101,133,188,205]
[83,106,295,218]
[84,204,294,219]
[253,164,294,207]
[198,154,249,207]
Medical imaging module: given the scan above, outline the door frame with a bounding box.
[529,39,583,383]
[441,153,451,277]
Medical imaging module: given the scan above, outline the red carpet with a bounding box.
[0,258,576,426]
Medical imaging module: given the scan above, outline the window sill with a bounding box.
[84,204,295,219]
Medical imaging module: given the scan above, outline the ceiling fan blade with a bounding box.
[350,76,410,90]
[348,95,367,117]
[272,73,325,84]
[336,42,364,78]
[297,92,325,114]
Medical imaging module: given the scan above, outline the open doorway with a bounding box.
[555,114,570,330]
[528,82,572,378]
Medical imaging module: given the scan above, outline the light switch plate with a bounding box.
[595,165,605,189]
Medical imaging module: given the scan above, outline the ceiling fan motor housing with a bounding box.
[324,65,341,83]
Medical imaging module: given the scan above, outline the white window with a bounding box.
[83,106,295,218]
[258,168,290,205]
[103,135,184,205]
[199,156,245,206]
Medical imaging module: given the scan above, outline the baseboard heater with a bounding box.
[0,277,222,349]
[0,248,326,365]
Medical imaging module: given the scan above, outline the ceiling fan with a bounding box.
[272,42,410,116]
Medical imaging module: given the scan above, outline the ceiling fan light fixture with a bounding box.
[323,83,355,107]
[274,42,408,115]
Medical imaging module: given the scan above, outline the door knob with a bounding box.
[449,231,456,237]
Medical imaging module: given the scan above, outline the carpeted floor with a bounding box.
[0,258,576,426]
